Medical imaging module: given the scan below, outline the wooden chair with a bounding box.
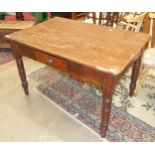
[85,12,141,27]
[117,12,147,32]
[85,12,97,24]
[50,12,86,20]
[85,12,120,27]
[98,12,120,26]
[115,12,155,94]
[137,13,155,90]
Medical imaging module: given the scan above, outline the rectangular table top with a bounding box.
[6,17,150,75]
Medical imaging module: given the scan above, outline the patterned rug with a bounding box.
[0,50,14,65]
[29,66,155,142]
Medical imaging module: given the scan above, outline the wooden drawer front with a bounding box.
[36,52,68,72]
[69,62,103,88]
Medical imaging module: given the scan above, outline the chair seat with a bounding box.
[142,48,155,67]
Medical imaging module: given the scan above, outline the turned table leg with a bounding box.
[129,55,142,97]
[14,54,29,95]
[101,73,116,137]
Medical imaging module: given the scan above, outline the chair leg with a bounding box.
[98,12,102,25]
[92,12,96,24]
[135,66,150,94]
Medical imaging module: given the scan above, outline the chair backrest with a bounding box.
[143,13,155,48]
[85,12,120,27]
[117,12,147,32]
[85,12,97,24]
[98,12,120,26]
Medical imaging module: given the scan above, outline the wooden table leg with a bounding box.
[129,54,142,96]
[14,54,29,95]
[101,73,116,137]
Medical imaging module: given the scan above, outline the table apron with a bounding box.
[12,42,104,88]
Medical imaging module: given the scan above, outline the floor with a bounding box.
[0,57,104,142]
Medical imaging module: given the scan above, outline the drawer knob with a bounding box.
[47,59,53,65]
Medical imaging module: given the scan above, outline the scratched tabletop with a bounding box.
[6,17,150,75]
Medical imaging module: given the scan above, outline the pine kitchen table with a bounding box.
[0,20,36,48]
[6,17,150,138]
